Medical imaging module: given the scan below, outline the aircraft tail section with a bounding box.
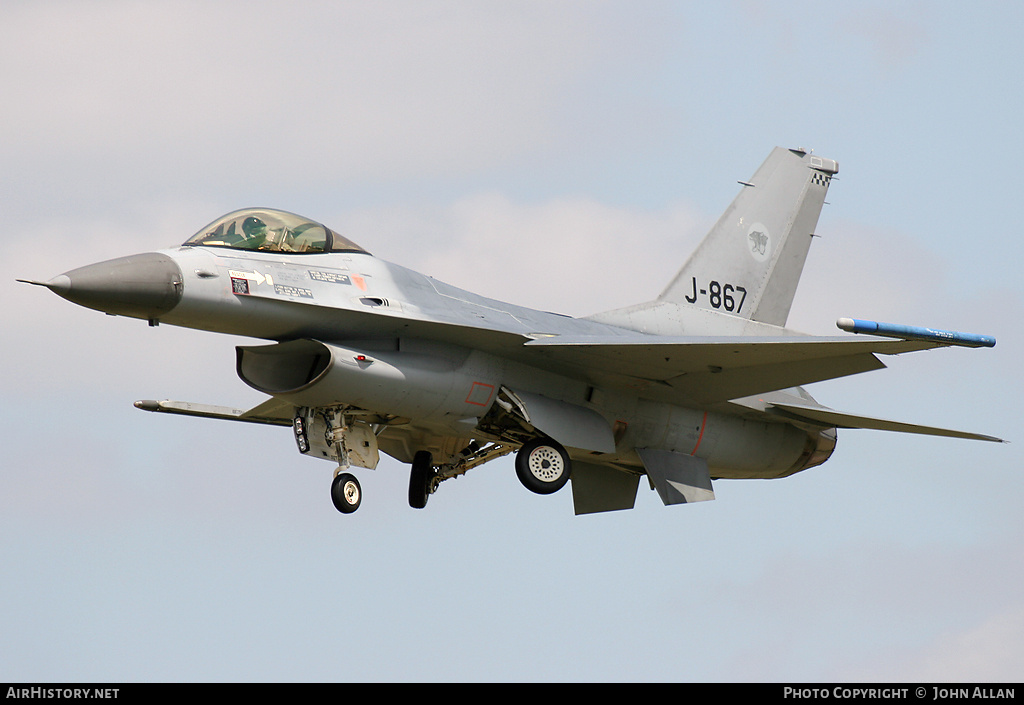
[588,147,836,333]
[661,147,836,326]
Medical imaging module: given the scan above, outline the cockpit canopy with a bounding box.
[183,208,369,255]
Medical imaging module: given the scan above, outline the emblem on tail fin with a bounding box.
[746,223,770,262]
[749,230,768,255]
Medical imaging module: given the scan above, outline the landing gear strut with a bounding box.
[515,438,571,495]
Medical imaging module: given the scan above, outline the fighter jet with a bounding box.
[20,147,1002,515]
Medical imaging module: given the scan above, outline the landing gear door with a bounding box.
[506,388,616,454]
[294,410,380,470]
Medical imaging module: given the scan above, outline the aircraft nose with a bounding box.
[44,252,184,321]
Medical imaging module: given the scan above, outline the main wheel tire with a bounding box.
[331,472,362,514]
[515,438,571,495]
[408,450,434,509]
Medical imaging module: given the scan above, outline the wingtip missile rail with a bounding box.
[836,318,996,348]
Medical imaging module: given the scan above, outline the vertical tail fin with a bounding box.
[659,147,837,327]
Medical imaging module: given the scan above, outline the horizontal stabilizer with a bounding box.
[837,318,996,348]
[768,400,1004,443]
[135,398,294,426]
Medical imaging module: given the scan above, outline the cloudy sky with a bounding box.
[2,1,1021,682]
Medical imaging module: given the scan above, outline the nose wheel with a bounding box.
[331,472,362,513]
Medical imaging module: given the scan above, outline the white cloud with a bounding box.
[0,1,635,188]
[339,192,703,316]
[787,218,951,335]
[900,606,1024,682]
[838,5,929,71]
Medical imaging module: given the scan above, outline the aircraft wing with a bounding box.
[522,318,996,404]
[523,334,959,404]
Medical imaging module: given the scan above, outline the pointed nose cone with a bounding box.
[47,252,183,320]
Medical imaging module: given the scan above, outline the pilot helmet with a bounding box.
[242,217,267,237]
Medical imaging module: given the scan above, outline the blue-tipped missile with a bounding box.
[836,318,996,348]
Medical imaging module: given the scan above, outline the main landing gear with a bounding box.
[515,437,571,495]
[328,436,572,514]
[330,449,438,513]
[408,450,436,509]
